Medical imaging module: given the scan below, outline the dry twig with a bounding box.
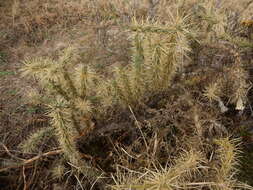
[1,143,25,161]
[22,166,27,190]
[0,149,62,173]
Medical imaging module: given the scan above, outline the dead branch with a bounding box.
[1,143,25,161]
[0,149,62,173]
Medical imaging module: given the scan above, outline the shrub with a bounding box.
[19,0,253,189]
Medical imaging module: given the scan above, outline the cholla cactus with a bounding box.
[212,138,253,190]
[111,138,253,190]
[112,13,195,108]
[111,150,204,190]
[51,162,66,180]
[49,98,99,180]
[21,47,100,180]
[19,127,54,153]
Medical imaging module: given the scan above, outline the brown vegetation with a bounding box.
[1,0,253,189]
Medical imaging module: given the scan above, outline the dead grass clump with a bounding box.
[111,138,253,190]
[1,0,89,44]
